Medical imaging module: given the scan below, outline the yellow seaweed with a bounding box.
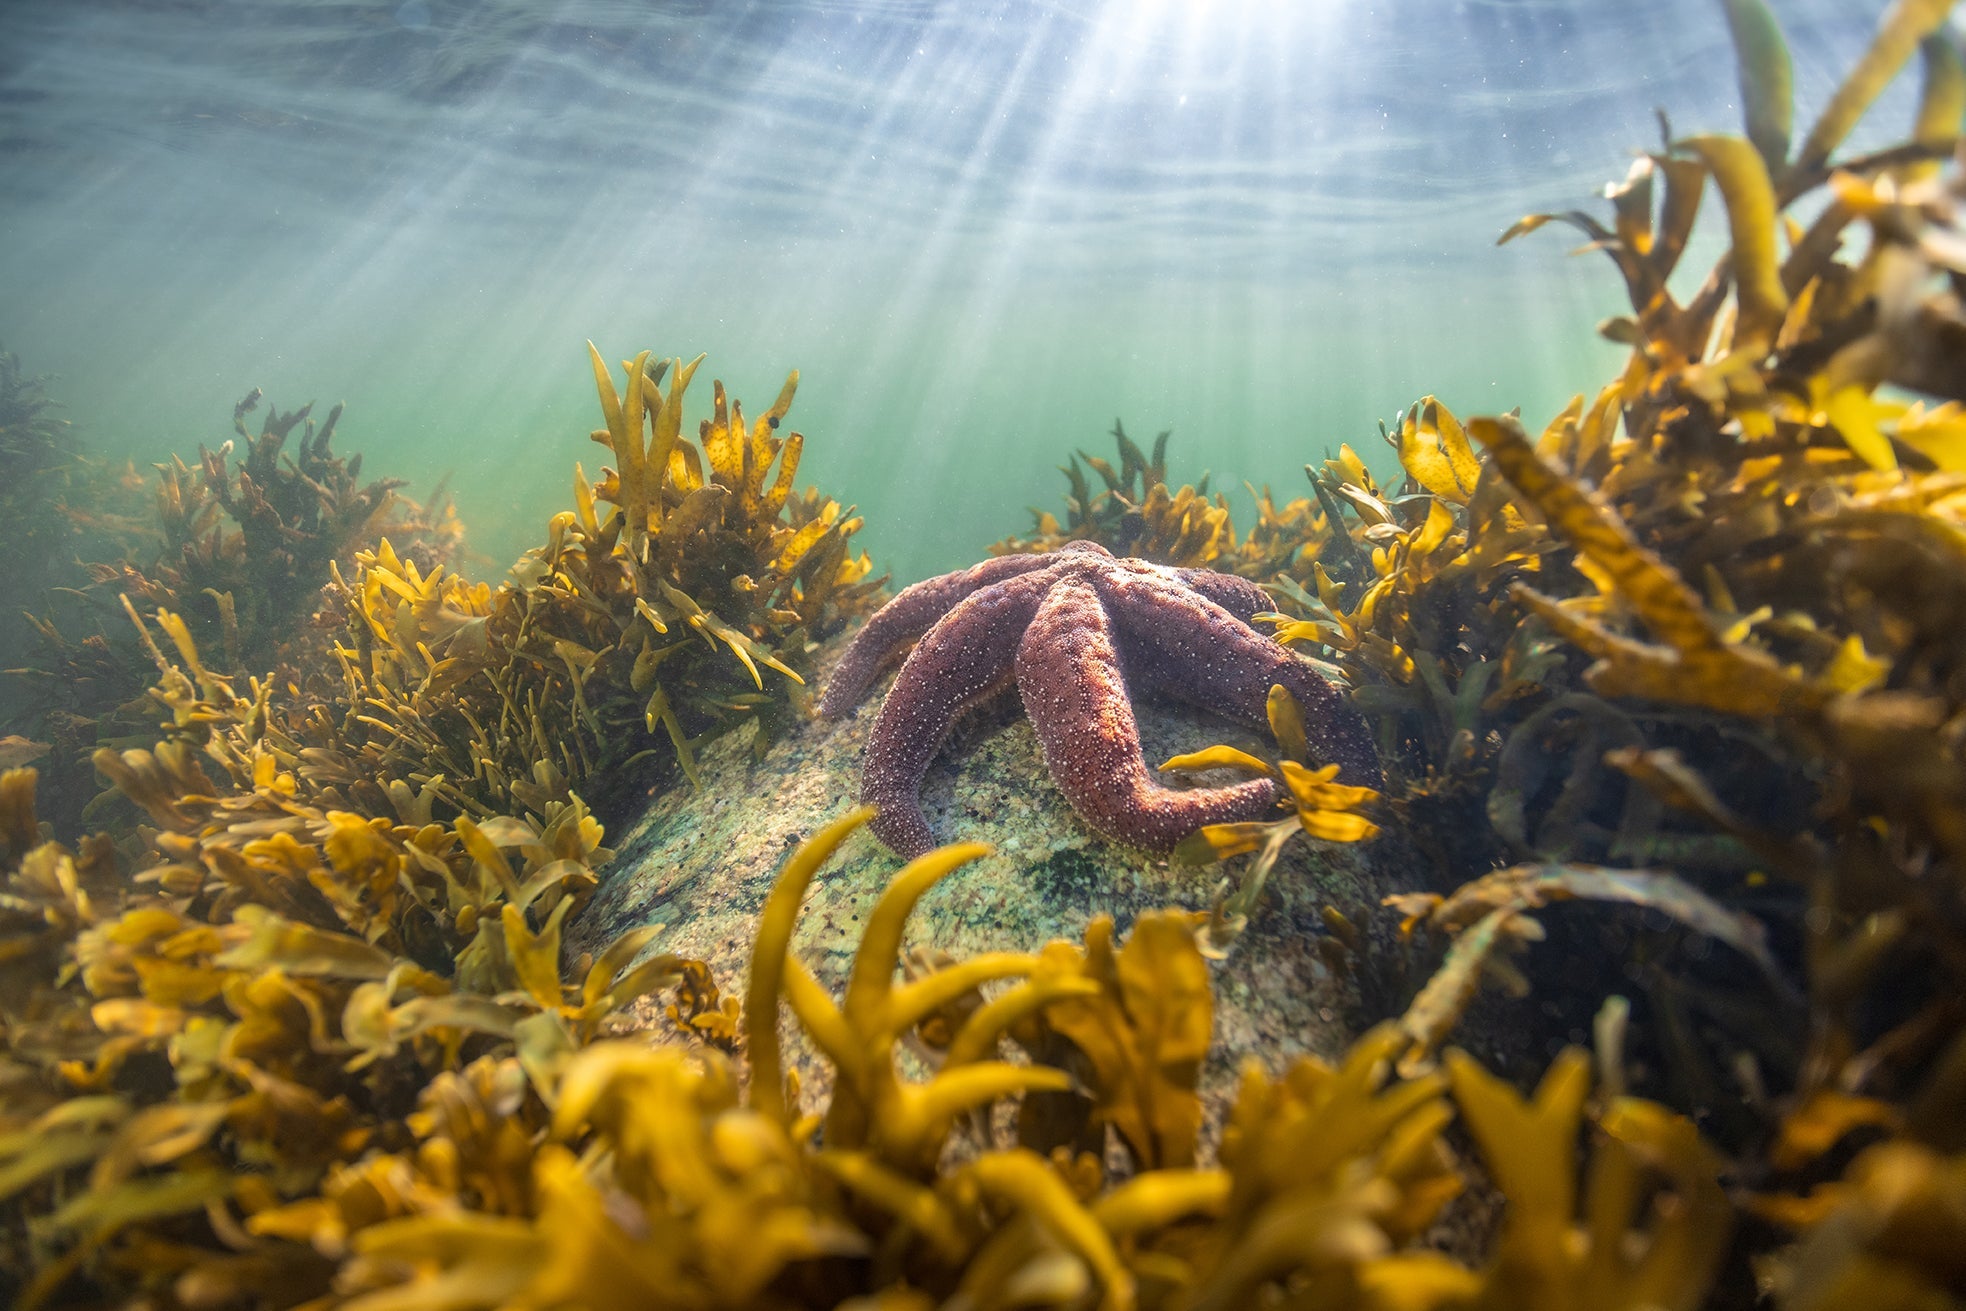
[1790,0,1956,184]
[1719,0,1794,173]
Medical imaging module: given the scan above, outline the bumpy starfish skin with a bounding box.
[818,541,1380,857]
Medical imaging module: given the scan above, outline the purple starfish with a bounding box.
[817,541,1380,858]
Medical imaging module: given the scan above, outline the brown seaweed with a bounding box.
[10,392,459,838]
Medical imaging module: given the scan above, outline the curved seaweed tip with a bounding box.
[745,803,877,1125]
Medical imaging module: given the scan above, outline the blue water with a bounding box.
[0,0,1927,584]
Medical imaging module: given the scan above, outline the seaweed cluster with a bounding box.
[1341,0,1966,1100]
[0,345,885,1304]
[300,347,882,826]
[0,790,1738,1310]
[12,346,878,838]
[10,392,461,837]
[0,348,85,677]
[1133,1,1966,1300]
[0,751,679,1307]
[993,419,1326,581]
[0,347,75,555]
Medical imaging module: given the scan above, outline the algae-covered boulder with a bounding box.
[569,633,1406,1130]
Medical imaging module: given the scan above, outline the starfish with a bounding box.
[817,541,1380,858]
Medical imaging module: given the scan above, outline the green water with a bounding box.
[4,235,1621,586]
[0,0,1914,587]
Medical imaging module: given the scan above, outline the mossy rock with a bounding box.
[568,629,1409,1139]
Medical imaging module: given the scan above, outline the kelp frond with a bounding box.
[1159,683,1381,954]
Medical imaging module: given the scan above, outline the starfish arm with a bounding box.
[1173,568,1272,625]
[817,552,1056,718]
[860,573,1052,857]
[1100,572,1384,788]
[1015,577,1283,855]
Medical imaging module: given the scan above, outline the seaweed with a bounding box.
[754,820,1735,1311]
[0,343,889,1301]
[1385,862,1791,1076]
[2,725,1755,1311]
[0,745,681,1308]
[0,347,77,599]
[1219,7,1966,1298]
[1159,684,1383,955]
[8,391,459,838]
[993,419,1328,579]
[308,348,883,828]
[0,348,90,725]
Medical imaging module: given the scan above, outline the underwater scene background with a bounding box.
[3,1,1966,1309]
[0,0,1920,581]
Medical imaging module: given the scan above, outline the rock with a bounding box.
[567,635,1407,1144]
